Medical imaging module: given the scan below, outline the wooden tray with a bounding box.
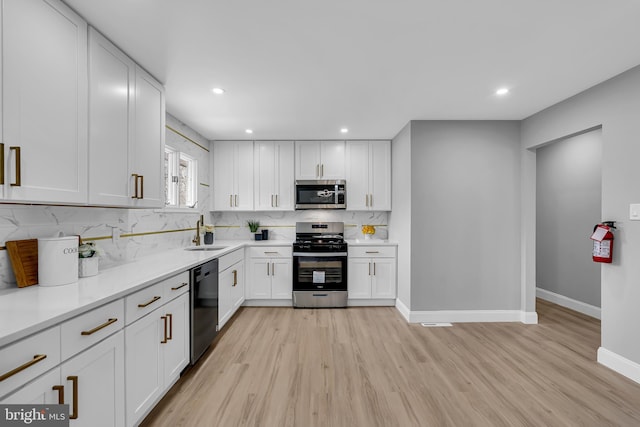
[6,239,38,288]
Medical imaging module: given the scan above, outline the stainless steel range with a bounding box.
[292,222,348,308]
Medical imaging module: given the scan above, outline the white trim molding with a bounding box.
[395,299,411,322]
[598,347,640,385]
[395,307,537,324]
[349,299,395,307]
[536,287,601,319]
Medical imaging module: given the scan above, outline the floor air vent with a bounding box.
[420,322,453,327]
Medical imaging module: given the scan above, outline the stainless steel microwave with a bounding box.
[295,180,346,209]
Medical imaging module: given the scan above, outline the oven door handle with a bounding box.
[293,252,348,257]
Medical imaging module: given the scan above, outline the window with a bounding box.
[165,146,197,208]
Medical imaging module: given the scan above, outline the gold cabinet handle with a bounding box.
[370,194,373,207]
[131,174,139,199]
[229,194,233,207]
[81,318,117,336]
[52,385,64,404]
[266,263,270,276]
[264,251,279,254]
[271,262,275,276]
[235,194,238,207]
[0,142,4,185]
[232,270,237,286]
[368,262,371,276]
[365,251,379,254]
[171,282,188,291]
[373,262,376,275]
[10,146,21,187]
[316,164,319,177]
[161,316,168,344]
[275,194,278,207]
[67,375,79,419]
[138,175,144,199]
[365,194,368,207]
[0,354,47,382]
[167,313,173,340]
[321,164,324,177]
[138,295,161,308]
[271,194,274,207]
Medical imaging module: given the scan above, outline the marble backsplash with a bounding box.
[212,211,389,241]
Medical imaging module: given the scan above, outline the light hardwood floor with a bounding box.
[141,300,640,426]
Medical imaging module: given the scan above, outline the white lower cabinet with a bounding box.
[125,292,189,427]
[219,249,245,330]
[61,331,125,427]
[246,247,292,300]
[1,368,62,405]
[348,246,397,300]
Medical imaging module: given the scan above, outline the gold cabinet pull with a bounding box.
[138,295,161,308]
[365,251,379,254]
[235,194,238,207]
[370,194,373,207]
[9,146,21,187]
[275,194,278,207]
[67,375,79,419]
[0,142,4,185]
[229,194,233,207]
[139,175,144,199]
[161,316,168,344]
[316,164,319,177]
[264,251,279,255]
[271,262,275,276]
[373,262,376,275]
[167,313,173,340]
[171,282,188,291]
[131,174,139,199]
[266,263,270,276]
[232,270,237,286]
[81,318,118,336]
[271,194,274,207]
[368,262,371,276]
[321,164,324,177]
[0,354,47,382]
[52,385,64,404]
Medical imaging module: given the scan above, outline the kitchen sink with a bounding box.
[184,246,228,251]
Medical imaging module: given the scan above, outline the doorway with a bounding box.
[535,128,603,319]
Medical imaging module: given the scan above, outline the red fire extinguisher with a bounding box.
[591,221,616,263]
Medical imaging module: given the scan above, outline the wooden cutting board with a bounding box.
[6,239,38,288]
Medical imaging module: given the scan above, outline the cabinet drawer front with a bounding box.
[348,246,396,258]
[162,271,190,301]
[247,246,292,259]
[125,282,165,325]
[61,299,125,360]
[219,248,244,271]
[0,327,61,399]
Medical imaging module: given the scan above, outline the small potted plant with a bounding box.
[78,241,99,277]
[247,219,261,240]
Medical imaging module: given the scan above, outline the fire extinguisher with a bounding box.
[591,221,616,263]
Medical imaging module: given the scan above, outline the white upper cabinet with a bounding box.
[295,141,345,180]
[346,140,391,211]
[1,0,88,204]
[254,141,294,210]
[88,28,165,208]
[213,141,254,210]
[131,67,165,208]
[88,28,135,206]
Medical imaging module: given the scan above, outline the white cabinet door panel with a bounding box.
[371,258,396,299]
[346,141,370,211]
[2,0,88,204]
[163,294,189,384]
[275,141,295,210]
[247,259,272,299]
[254,141,276,210]
[271,259,292,299]
[235,141,254,210]
[295,141,321,179]
[347,258,372,299]
[370,141,391,210]
[1,368,61,405]
[319,141,345,179]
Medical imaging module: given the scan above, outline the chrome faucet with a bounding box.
[193,214,204,246]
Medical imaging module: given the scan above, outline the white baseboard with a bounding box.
[406,309,526,324]
[536,287,601,319]
[521,311,539,324]
[348,299,395,307]
[598,347,640,385]
[395,299,411,322]
[243,299,293,307]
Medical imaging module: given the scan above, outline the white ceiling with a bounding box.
[65,0,640,141]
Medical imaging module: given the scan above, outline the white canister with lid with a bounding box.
[38,235,79,286]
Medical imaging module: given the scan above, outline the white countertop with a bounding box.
[346,239,398,246]
[0,240,291,348]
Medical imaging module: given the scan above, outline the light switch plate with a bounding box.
[630,204,640,220]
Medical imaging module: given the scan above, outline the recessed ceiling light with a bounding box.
[496,88,509,96]
[212,87,225,95]
[245,129,253,134]
[340,128,349,134]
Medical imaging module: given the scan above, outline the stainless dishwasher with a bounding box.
[190,259,218,364]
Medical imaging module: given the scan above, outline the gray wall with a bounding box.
[522,64,640,365]
[389,123,412,308]
[536,129,602,307]
[410,121,521,311]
